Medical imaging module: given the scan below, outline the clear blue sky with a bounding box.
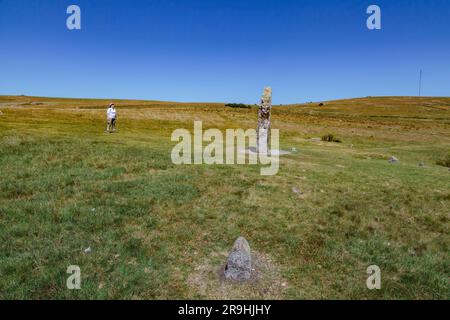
[0,0,449,104]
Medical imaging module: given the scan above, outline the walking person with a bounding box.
[106,103,117,133]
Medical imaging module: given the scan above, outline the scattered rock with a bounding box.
[91,208,96,212]
[84,247,92,254]
[310,137,321,142]
[389,156,399,163]
[291,147,297,152]
[419,162,425,167]
[292,187,308,199]
[224,237,252,282]
[292,187,302,194]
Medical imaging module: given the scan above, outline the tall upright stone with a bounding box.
[257,87,272,154]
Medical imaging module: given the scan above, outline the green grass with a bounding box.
[0,95,449,299]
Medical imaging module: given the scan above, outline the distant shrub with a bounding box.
[318,103,324,106]
[225,103,252,109]
[321,134,341,143]
[436,154,450,168]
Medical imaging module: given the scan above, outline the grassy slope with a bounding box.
[0,95,449,299]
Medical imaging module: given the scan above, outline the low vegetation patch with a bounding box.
[225,103,252,109]
[321,134,342,143]
[436,154,450,168]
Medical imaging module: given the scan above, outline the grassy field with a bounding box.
[0,95,449,299]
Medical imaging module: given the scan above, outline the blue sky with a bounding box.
[0,0,449,104]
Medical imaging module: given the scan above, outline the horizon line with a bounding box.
[1,94,449,106]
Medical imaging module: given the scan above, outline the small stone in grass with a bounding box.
[292,187,302,194]
[389,156,399,163]
[224,237,252,282]
[84,247,92,254]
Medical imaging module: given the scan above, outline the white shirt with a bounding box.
[107,107,116,119]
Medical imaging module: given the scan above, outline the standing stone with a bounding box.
[257,87,272,154]
[224,237,252,282]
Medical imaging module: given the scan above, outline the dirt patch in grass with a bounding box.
[353,152,390,160]
[187,250,287,299]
